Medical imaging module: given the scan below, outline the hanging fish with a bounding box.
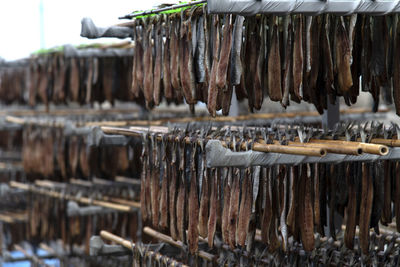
[291,15,303,103]
[282,17,293,108]
[143,17,154,109]
[268,16,282,102]
[207,15,221,117]
[228,168,240,249]
[188,144,199,254]
[153,16,163,106]
[216,14,233,90]
[359,162,373,255]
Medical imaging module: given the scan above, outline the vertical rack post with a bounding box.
[322,98,340,129]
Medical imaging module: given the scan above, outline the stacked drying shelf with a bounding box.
[3,0,400,266]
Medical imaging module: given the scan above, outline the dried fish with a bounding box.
[207,15,221,117]
[282,18,293,108]
[228,168,240,249]
[268,16,282,102]
[237,168,252,247]
[344,163,357,249]
[207,169,218,248]
[179,10,197,105]
[300,164,314,252]
[162,16,173,102]
[188,145,199,254]
[335,17,353,95]
[216,14,233,89]
[359,163,373,255]
[153,17,163,106]
[143,18,154,108]
[382,161,392,225]
[291,15,303,103]
[221,168,232,244]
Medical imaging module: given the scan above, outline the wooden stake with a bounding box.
[143,226,215,262]
[100,230,188,267]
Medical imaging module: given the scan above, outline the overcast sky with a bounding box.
[0,0,166,61]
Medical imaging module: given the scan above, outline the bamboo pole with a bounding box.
[102,126,326,157]
[143,226,215,262]
[9,181,132,212]
[100,230,188,267]
[268,140,363,155]
[303,139,389,155]
[14,244,51,267]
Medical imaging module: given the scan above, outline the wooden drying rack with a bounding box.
[101,125,389,157]
[99,230,189,267]
[9,181,139,212]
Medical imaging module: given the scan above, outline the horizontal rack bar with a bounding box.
[206,140,400,168]
[208,0,400,16]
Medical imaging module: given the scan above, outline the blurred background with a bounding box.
[0,0,163,61]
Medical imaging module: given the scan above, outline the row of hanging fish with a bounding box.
[26,194,139,255]
[21,126,141,180]
[130,8,400,115]
[0,52,137,107]
[138,126,400,257]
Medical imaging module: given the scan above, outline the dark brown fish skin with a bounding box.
[188,156,199,254]
[207,15,221,117]
[286,166,297,238]
[282,20,293,108]
[216,14,233,90]
[344,163,357,249]
[361,15,372,93]
[237,168,252,248]
[207,169,218,248]
[313,164,321,235]
[335,18,353,96]
[145,155,152,225]
[169,149,178,240]
[176,175,186,242]
[68,58,79,103]
[153,18,163,106]
[131,22,141,98]
[151,167,160,228]
[162,18,173,102]
[228,168,240,249]
[393,18,400,115]
[260,168,271,244]
[321,15,335,105]
[395,162,400,232]
[180,14,197,105]
[359,163,373,255]
[140,159,148,223]
[221,63,233,116]
[143,20,154,109]
[159,162,169,230]
[291,15,303,103]
[300,165,314,252]
[170,18,182,102]
[348,15,362,104]
[254,16,264,110]
[268,18,282,102]
[221,168,232,244]
[269,168,281,252]
[381,161,392,225]
[198,168,209,238]
[136,21,145,97]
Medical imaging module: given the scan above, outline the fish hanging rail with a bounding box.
[100,126,327,157]
[205,140,398,168]
[207,0,400,15]
[119,0,207,20]
[9,181,135,212]
[97,230,190,267]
